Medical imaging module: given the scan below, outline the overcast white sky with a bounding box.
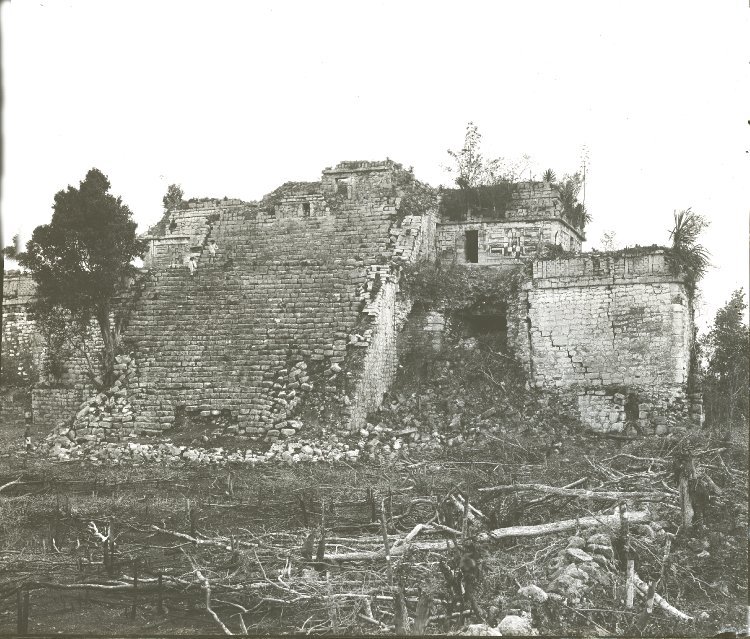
[2,1,748,330]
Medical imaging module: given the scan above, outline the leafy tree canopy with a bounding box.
[700,289,749,430]
[445,122,530,188]
[163,183,184,210]
[17,168,146,387]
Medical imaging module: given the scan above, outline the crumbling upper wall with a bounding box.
[435,180,584,264]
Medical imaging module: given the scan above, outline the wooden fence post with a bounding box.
[17,587,29,636]
[130,562,139,620]
[625,560,635,609]
[157,574,164,615]
[107,521,116,577]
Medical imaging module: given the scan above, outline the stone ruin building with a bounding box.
[2,160,703,446]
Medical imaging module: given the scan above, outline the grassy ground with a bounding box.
[1,338,746,635]
[0,421,746,636]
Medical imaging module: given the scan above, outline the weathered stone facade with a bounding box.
[125,161,432,440]
[32,388,87,427]
[511,251,699,433]
[2,161,699,441]
[436,182,584,264]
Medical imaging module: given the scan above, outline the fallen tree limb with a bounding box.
[324,511,649,560]
[149,525,261,552]
[527,477,588,506]
[0,477,22,494]
[633,571,693,622]
[451,494,487,524]
[478,483,667,501]
[183,549,234,635]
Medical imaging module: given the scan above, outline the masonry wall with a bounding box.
[437,218,580,264]
[32,388,87,427]
[125,162,430,439]
[516,250,695,433]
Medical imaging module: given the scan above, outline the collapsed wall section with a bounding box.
[125,161,433,439]
[515,250,698,433]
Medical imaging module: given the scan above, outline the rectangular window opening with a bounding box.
[465,230,479,263]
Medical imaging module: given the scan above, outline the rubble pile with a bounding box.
[48,354,139,451]
[545,532,617,602]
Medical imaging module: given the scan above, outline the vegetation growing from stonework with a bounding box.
[400,261,528,313]
[394,170,438,221]
[555,172,590,231]
[0,341,38,388]
[439,183,519,222]
[441,122,526,221]
[440,123,590,231]
[699,289,749,435]
[666,208,710,295]
[15,169,146,389]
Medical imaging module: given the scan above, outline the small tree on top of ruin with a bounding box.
[17,169,146,389]
[163,183,184,210]
[445,122,530,188]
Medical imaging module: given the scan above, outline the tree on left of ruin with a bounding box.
[17,169,146,389]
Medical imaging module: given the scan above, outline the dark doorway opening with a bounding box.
[455,304,508,352]
[462,314,507,335]
[465,230,479,263]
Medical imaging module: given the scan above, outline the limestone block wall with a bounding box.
[32,388,86,427]
[437,219,581,265]
[2,304,44,386]
[349,278,403,428]
[516,250,694,432]
[511,182,562,217]
[398,307,446,354]
[1,389,30,426]
[125,161,431,438]
[393,211,438,263]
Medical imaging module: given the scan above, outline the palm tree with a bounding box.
[668,209,710,293]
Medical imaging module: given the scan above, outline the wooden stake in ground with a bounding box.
[625,560,635,609]
[645,581,656,615]
[16,588,29,636]
[461,494,470,541]
[380,499,409,635]
[130,561,139,620]
[157,574,164,615]
[675,449,697,530]
[107,521,116,577]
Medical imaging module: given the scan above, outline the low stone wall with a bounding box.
[32,388,86,427]
[575,387,700,434]
[1,388,31,426]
